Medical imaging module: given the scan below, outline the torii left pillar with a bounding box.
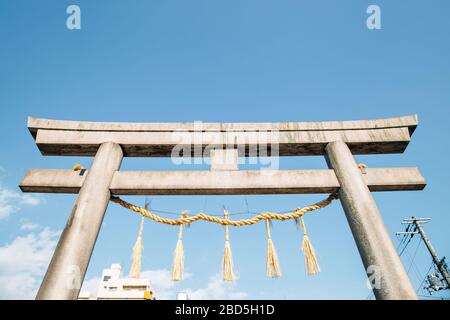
[36,142,123,300]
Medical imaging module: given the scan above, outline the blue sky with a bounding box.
[0,0,449,299]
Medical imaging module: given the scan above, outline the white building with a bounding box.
[79,263,156,300]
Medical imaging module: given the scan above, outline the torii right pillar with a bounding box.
[325,141,418,300]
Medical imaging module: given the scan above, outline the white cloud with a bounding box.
[0,183,43,220]
[20,194,42,206]
[0,189,18,219]
[185,273,248,300]
[142,269,194,299]
[141,269,176,299]
[0,227,60,299]
[80,277,101,297]
[20,221,39,231]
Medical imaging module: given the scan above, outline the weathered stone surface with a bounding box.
[210,149,239,171]
[326,141,418,300]
[20,167,426,195]
[28,115,418,156]
[35,142,123,300]
[28,115,418,134]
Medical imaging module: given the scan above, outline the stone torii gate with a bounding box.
[19,115,426,300]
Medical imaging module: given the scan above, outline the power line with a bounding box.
[395,234,407,253]
[129,205,295,217]
[365,291,374,300]
[403,239,424,283]
[398,217,450,297]
[398,226,416,257]
[397,224,411,249]
[395,222,430,294]
[416,263,433,295]
[408,217,450,289]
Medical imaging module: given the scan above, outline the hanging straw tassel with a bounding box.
[265,219,281,278]
[172,211,188,281]
[129,216,144,278]
[222,210,235,281]
[301,216,320,275]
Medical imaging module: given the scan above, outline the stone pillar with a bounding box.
[36,142,123,300]
[325,141,417,300]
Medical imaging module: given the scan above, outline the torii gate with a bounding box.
[19,115,426,300]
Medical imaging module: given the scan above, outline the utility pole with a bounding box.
[399,217,450,290]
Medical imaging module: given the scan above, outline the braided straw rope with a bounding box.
[110,193,339,227]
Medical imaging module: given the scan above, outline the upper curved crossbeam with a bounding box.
[27,115,418,157]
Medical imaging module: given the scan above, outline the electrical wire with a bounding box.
[365,291,374,300]
[397,224,411,249]
[416,263,433,295]
[398,225,416,257]
[133,206,294,217]
[404,238,424,283]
